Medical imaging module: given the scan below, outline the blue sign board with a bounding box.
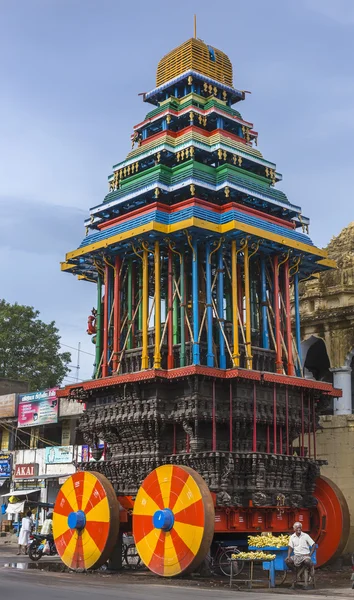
[0,454,11,478]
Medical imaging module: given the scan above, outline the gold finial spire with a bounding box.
[194,14,197,38]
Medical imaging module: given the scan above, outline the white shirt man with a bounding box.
[289,530,315,556]
[285,522,315,587]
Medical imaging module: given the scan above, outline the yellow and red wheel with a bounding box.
[53,471,120,570]
[311,475,350,566]
[133,465,214,577]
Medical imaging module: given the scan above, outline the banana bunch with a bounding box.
[232,551,276,561]
[248,534,290,548]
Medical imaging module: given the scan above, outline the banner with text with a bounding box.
[45,445,73,464]
[18,389,58,427]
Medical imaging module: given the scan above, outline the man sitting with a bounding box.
[285,522,315,588]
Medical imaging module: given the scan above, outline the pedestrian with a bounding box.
[17,510,33,555]
[285,522,315,588]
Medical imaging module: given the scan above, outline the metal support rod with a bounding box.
[95,274,103,377]
[138,267,143,331]
[131,262,136,347]
[102,265,110,377]
[112,256,121,372]
[260,255,270,349]
[312,396,317,459]
[244,242,253,369]
[308,394,311,458]
[273,384,277,454]
[284,261,295,375]
[141,247,149,370]
[154,241,161,369]
[167,248,174,369]
[252,382,257,452]
[229,383,233,452]
[237,263,243,325]
[127,260,133,350]
[273,256,283,374]
[173,259,178,345]
[231,240,239,367]
[225,278,232,322]
[301,391,305,457]
[206,242,214,367]
[212,380,216,451]
[294,272,302,374]
[180,253,186,366]
[285,387,289,455]
[192,239,200,364]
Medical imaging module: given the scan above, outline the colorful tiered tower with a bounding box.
[58,33,347,570]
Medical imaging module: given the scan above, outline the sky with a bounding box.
[1,0,353,384]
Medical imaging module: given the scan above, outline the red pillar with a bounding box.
[301,391,305,457]
[273,384,277,454]
[312,397,317,459]
[212,380,216,451]
[279,426,283,455]
[173,424,176,454]
[273,256,283,374]
[308,394,311,458]
[284,262,295,375]
[252,382,257,452]
[102,264,109,377]
[229,383,233,452]
[266,425,270,453]
[167,248,174,369]
[112,256,121,372]
[285,387,289,455]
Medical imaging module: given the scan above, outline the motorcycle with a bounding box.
[28,533,57,561]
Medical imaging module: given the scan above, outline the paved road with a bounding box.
[0,564,353,600]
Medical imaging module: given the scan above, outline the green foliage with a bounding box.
[0,299,71,390]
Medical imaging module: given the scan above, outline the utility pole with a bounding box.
[76,342,81,382]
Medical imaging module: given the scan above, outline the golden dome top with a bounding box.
[156,37,234,88]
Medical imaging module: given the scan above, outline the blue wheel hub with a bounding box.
[152,508,174,531]
[67,510,86,530]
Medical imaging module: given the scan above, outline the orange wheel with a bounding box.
[133,464,214,577]
[53,471,119,570]
[311,475,350,566]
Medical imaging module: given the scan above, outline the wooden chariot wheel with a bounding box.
[311,475,350,567]
[53,471,120,570]
[133,465,215,576]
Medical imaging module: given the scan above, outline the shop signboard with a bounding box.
[0,453,11,478]
[0,393,17,418]
[18,388,58,427]
[45,445,73,464]
[14,463,39,479]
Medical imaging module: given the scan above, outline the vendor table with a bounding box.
[230,557,276,589]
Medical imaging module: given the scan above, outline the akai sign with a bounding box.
[14,463,39,479]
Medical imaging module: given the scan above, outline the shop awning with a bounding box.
[6,501,25,514]
[1,488,41,497]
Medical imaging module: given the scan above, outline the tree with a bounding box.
[0,300,71,390]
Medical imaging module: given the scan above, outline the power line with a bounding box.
[60,343,94,357]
